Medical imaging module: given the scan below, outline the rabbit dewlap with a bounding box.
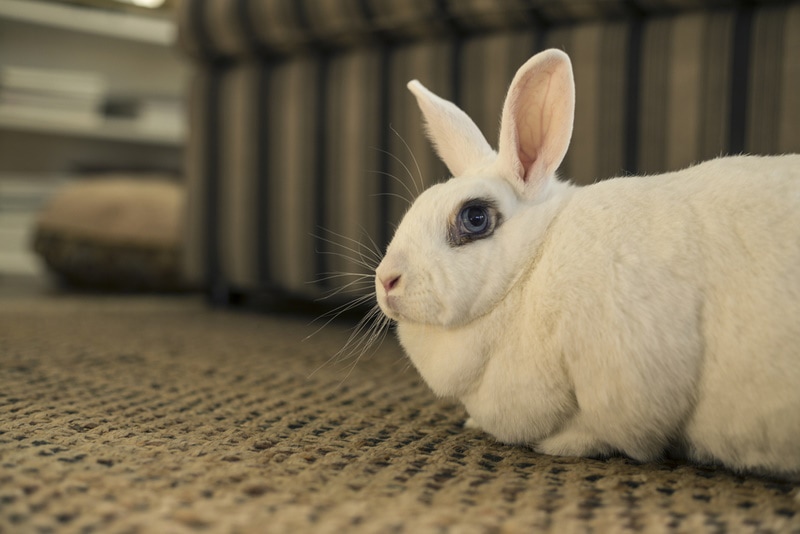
[374,49,800,477]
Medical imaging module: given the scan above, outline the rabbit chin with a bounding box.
[376,292,451,327]
[375,294,406,322]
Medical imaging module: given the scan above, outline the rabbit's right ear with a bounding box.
[497,49,575,199]
[407,80,495,177]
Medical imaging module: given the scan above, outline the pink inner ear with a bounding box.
[518,146,538,182]
[513,74,553,184]
[498,49,574,195]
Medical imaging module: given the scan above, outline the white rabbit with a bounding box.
[374,48,800,478]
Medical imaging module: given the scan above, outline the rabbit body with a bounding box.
[394,155,800,476]
[375,49,800,477]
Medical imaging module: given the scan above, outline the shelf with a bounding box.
[0,0,176,46]
[0,112,184,147]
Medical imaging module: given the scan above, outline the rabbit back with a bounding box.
[525,154,800,474]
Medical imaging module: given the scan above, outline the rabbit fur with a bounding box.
[374,49,800,477]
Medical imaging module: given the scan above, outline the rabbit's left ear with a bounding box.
[497,49,575,198]
[407,80,495,177]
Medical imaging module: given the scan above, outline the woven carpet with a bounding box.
[1,293,798,533]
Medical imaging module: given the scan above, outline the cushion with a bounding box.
[32,175,187,291]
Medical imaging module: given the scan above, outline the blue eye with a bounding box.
[449,200,500,247]
[459,205,489,235]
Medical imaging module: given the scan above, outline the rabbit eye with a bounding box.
[460,205,489,234]
[449,200,499,246]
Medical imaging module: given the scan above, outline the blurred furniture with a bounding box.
[177,0,800,305]
[0,0,188,173]
[33,175,187,291]
[0,0,188,276]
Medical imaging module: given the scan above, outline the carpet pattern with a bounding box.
[0,295,798,533]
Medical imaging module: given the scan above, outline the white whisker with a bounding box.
[368,169,416,206]
[305,206,393,387]
[315,279,374,302]
[308,303,392,382]
[390,125,424,196]
[312,271,373,282]
[374,146,421,198]
[339,313,391,386]
[313,250,375,273]
[370,191,415,207]
[357,224,385,261]
[304,293,376,344]
[313,234,379,270]
[313,239,379,273]
[315,227,384,265]
[314,292,375,322]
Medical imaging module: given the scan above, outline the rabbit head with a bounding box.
[375,49,575,328]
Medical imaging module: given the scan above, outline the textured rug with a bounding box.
[0,293,798,533]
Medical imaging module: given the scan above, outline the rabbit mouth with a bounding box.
[376,293,402,321]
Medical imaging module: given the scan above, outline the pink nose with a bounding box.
[380,273,401,294]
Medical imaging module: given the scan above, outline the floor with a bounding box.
[1,288,799,532]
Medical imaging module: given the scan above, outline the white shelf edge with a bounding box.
[0,0,176,46]
[0,113,185,147]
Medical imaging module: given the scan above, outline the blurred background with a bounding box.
[0,0,186,293]
[1,0,798,306]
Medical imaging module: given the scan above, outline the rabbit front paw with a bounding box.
[535,427,613,459]
[463,417,481,430]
